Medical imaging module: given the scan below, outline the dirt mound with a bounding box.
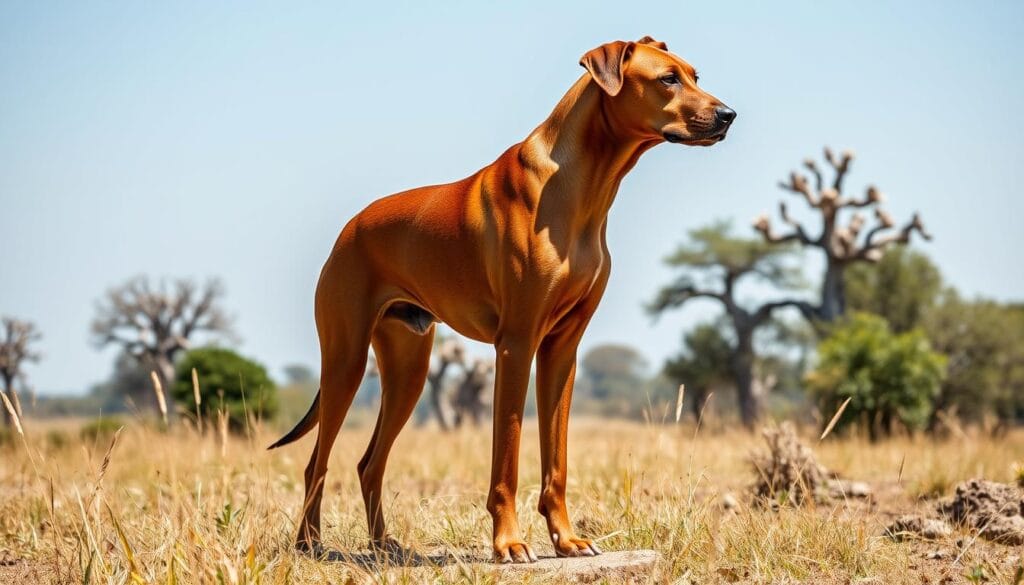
[750,423,829,505]
[937,479,1024,545]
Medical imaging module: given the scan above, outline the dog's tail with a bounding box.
[267,389,320,450]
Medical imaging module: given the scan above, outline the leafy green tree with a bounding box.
[845,247,942,333]
[925,292,1024,427]
[649,222,811,427]
[663,322,732,419]
[844,247,1024,428]
[806,313,945,440]
[173,347,277,431]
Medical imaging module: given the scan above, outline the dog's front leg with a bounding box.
[535,313,602,557]
[487,336,539,563]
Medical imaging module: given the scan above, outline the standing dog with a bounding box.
[270,36,734,563]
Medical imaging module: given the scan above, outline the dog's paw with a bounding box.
[493,540,538,564]
[369,536,416,562]
[552,533,602,557]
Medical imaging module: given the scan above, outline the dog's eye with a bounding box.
[659,73,680,86]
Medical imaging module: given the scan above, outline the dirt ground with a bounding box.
[1,417,1023,584]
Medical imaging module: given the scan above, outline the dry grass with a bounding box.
[2,414,1024,584]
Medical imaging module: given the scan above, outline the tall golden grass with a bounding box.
[1,407,1023,583]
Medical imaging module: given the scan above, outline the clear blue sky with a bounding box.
[2,1,1022,394]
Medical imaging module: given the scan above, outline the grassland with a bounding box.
[1,413,1023,584]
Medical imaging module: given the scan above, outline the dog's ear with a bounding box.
[579,40,636,97]
[637,35,668,51]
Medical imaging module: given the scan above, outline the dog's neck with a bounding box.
[522,75,659,235]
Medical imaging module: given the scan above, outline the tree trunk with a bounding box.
[427,360,452,431]
[731,333,760,429]
[690,385,710,421]
[819,261,847,322]
[867,409,880,442]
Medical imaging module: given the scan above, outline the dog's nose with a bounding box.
[715,106,737,125]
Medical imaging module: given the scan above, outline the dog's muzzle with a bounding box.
[664,106,736,144]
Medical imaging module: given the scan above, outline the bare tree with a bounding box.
[91,276,234,417]
[754,147,931,323]
[426,338,465,430]
[0,317,41,426]
[451,357,494,428]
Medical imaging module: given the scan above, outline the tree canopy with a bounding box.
[650,221,811,427]
[845,246,943,333]
[173,347,277,432]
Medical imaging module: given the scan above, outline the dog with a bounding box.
[270,35,734,563]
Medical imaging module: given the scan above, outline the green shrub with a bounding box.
[806,313,945,440]
[80,417,125,442]
[173,347,277,432]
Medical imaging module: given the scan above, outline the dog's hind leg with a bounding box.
[357,316,434,550]
[296,302,375,554]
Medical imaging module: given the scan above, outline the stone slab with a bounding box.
[327,549,662,584]
[492,549,661,583]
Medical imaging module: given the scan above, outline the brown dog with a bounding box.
[270,35,734,563]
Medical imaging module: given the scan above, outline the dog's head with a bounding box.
[580,36,735,146]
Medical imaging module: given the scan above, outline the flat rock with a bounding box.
[885,515,952,540]
[828,479,872,499]
[492,550,660,583]
[331,549,662,584]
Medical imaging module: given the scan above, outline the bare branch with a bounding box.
[0,318,42,394]
[803,158,823,193]
[753,299,817,324]
[92,276,234,368]
[875,207,895,228]
[842,185,884,209]
[650,282,726,316]
[778,172,818,207]
[778,202,815,244]
[753,207,813,246]
[824,147,855,191]
[856,212,932,262]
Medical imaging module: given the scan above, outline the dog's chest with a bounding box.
[530,236,606,308]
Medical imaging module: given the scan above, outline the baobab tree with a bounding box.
[0,317,41,426]
[754,147,931,323]
[91,277,234,416]
[650,223,810,428]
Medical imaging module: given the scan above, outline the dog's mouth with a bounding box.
[662,128,728,146]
